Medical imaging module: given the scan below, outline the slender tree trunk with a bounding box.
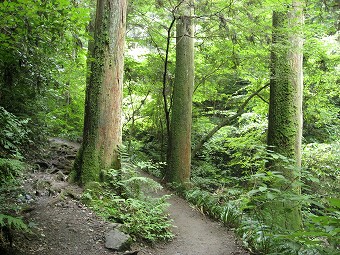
[166,0,194,184]
[265,0,304,231]
[72,0,127,185]
[163,17,176,143]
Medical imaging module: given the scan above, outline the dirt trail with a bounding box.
[138,174,248,255]
[3,139,248,255]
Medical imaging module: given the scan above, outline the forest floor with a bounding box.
[2,138,249,255]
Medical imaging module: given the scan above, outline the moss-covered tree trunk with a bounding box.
[266,1,304,231]
[165,0,194,184]
[72,0,127,185]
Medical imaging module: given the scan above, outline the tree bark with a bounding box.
[163,17,176,143]
[265,0,304,231]
[72,0,127,185]
[166,0,195,184]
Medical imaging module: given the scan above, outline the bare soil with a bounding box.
[1,138,249,255]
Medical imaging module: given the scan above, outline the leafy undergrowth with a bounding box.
[0,158,30,249]
[182,183,340,255]
[179,143,340,255]
[81,161,174,243]
[139,141,340,254]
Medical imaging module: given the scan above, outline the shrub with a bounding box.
[302,143,340,197]
[0,158,24,186]
[0,107,30,158]
[82,161,174,243]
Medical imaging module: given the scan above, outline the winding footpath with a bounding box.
[139,175,248,255]
[4,139,249,255]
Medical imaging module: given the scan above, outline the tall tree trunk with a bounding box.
[265,0,304,230]
[166,0,194,184]
[72,0,127,185]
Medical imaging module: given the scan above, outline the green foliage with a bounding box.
[266,198,340,255]
[223,113,268,176]
[220,200,243,228]
[302,143,340,197]
[185,187,243,228]
[191,162,225,192]
[185,189,222,218]
[0,107,30,158]
[304,35,340,143]
[0,0,338,252]
[135,160,165,179]
[107,168,163,199]
[0,159,29,248]
[118,197,173,243]
[308,198,340,249]
[0,214,28,233]
[0,187,30,246]
[0,213,29,248]
[82,161,173,243]
[45,67,86,140]
[238,169,339,254]
[0,0,89,140]
[187,142,340,254]
[195,112,267,178]
[0,158,24,185]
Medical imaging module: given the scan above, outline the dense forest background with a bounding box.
[1,0,339,254]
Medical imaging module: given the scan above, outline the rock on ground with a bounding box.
[105,229,131,251]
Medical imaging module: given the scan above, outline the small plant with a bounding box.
[236,217,273,254]
[302,143,340,198]
[220,201,243,228]
[0,107,30,158]
[82,161,174,243]
[136,160,165,178]
[0,214,28,232]
[0,158,24,186]
[276,197,340,254]
[0,213,29,247]
[119,197,173,242]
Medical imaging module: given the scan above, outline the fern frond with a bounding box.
[0,213,28,232]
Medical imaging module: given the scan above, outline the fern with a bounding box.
[0,158,24,185]
[0,214,28,232]
[119,176,163,198]
[0,107,30,158]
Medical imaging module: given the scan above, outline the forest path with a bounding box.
[4,138,248,255]
[138,175,248,255]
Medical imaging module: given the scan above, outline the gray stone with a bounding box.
[108,222,122,229]
[104,229,131,251]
